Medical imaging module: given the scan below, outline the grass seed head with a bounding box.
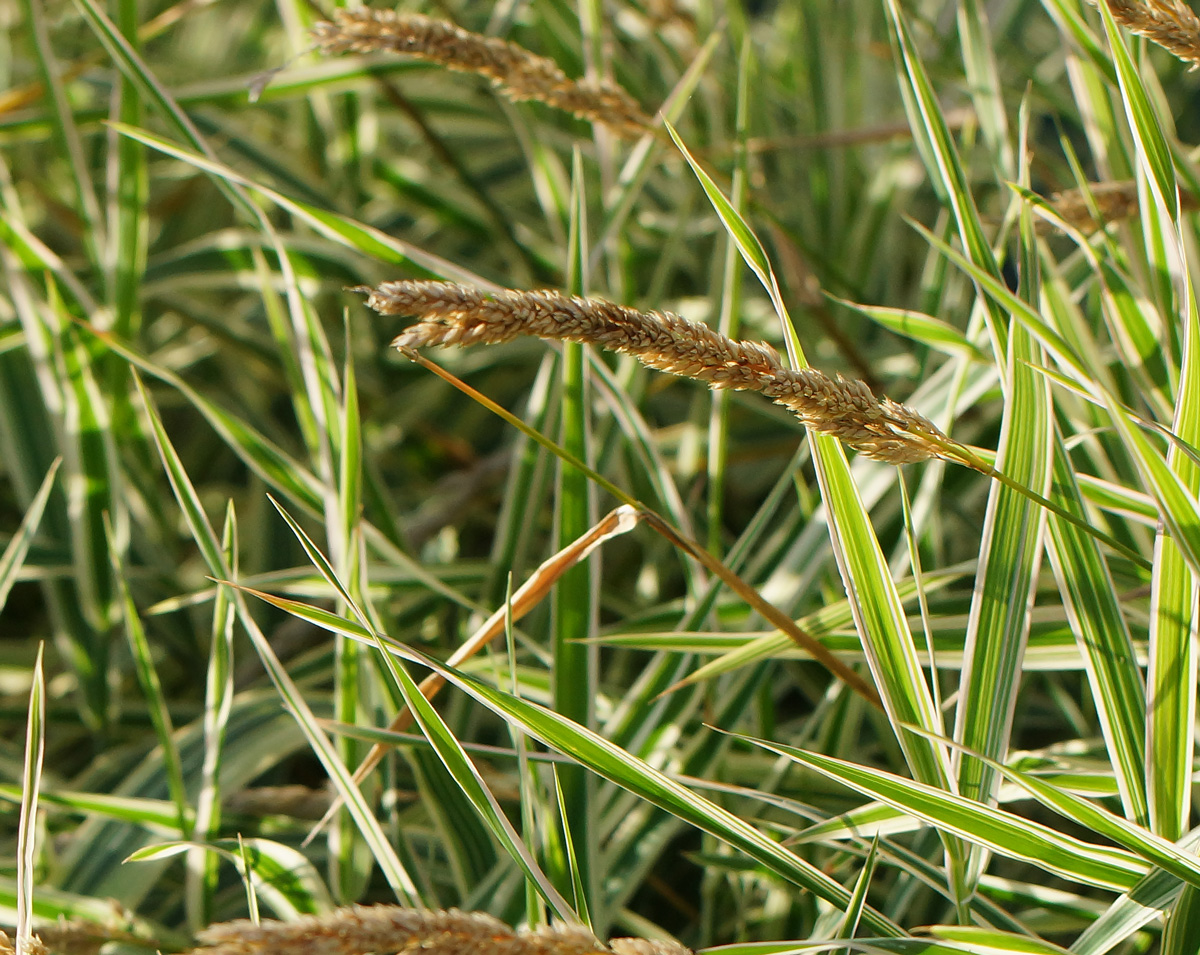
[1099,0,1200,69]
[361,280,950,465]
[191,907,690,955]
[312,9,651,136]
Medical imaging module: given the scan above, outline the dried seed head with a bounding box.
[1039,180,1200,233]
[1097,0,1200,69]
[359,280,951,465]
[190,907,691,955]
[1044,180,1140,233]
[312,9,651,136]
[196,907,526,955]
[0,936,46,955]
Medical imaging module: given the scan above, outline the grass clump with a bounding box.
[4,0,1200,954]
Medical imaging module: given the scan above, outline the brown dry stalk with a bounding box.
[1098,0,1200,69]
[299,502,882,836]
[358,280,950,465]
[191,907,691,955]
[312,9,651,137]
[305,505,643,837]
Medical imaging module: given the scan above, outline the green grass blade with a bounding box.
[129,838,330,918]
[86,324,326,514]
[0,785,189,830]
[953,119,1053,875]
[109,518,188,833]
[106,123,492,282]
[1146,279,1200,840]
[135,374,421,904]
[239,592,905,935]
[928,733,1200,895]
[740,736,1145,893]
[372,634,577,920]
[186,504,238,928]
[1097,2,1179,220]
[108,0,148,349]
[1043,434,1148,827]
[707,37,752,554]
[0,458,60,613]
[668,119,954,806]
[551,146,596,910]
[16,644,45,955]
[23,0,105,283]
[956,0,1014,179]
[1164,884,1200,955]
[1071,836,1199,955]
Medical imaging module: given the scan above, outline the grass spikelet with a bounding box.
[358,280,949,465]
[1044,180,1141,232]
[191,907,690,955]
[1097,0,1200,69]
[311,9,652,136]
[1040,179,1200,233]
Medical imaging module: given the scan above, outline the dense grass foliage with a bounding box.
[4,1,1200,953]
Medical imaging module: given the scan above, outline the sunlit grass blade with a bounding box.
[1071,834,1200,955]
[550,766,591,930]
[738,735,1146,893]
[1097,2,1179,221]
[234,590,904,935]
[1043,435,1148,826]
[186,503,238,929]
[1102,394,1200,575]
[836,834,878,947]
[406,653,901,933]
[904,220,1088,384]
[129,838,331,919]
[668,117,953,804]
[663,121,793,358]
[830,297,985,362]
[887,22,1052,872]
[16,644,45,955]
[1145,280,1200,840]
[332,321,371,901]
[885,0,1008,345]
[1164,883,1200,955]
[376,641,577,921]
[913,729,1200,895]
[952,121,1053,880]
